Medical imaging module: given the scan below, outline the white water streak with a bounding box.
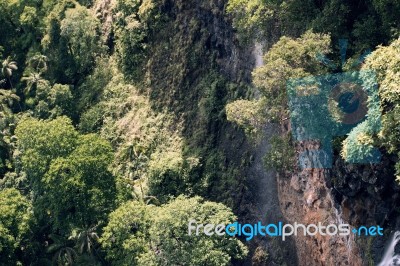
[330,194,354,259]
[378,231,400,266]
[253,43,264,67]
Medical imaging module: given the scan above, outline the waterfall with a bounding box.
[329,193,354,259]
[334,207,354,255]
[252,42,264,100]
[253,42,264,67]
[378,231,400,266]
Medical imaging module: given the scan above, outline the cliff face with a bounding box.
[277,139,400,265]
[331,156,400,265]
[278,168,363,265]
[94,0,398,265]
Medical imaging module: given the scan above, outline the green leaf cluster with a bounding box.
[101,196,248,266]
[0,188,32,264]
[15,116,116,233]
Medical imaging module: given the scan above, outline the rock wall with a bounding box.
[278,139,400,265]
[331,155,400,265]
[278,167,363,265]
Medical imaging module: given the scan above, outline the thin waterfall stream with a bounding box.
[378,231,400,266]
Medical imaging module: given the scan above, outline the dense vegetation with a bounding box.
[1,0,400,265]
[0,0,249,265]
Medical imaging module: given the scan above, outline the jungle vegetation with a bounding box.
[0,0,400,265]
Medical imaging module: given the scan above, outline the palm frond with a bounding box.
[2,58,18,78]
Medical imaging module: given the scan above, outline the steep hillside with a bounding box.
[1,0,400,265]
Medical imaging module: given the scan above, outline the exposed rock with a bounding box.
[278,167,363,266]
[290,175,302,192]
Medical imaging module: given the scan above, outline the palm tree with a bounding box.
[1,58,17,89]
[117,143,160,205]
[21,72,49,94]
[70,225,99,255]
[69,225,107,265]
[47,234,77,266]
[1,58,17,78]
[0,89,20,113]
[28,54,48,74]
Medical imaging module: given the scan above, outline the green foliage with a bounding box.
[379,105,400,154]
[0,58,20,180]
[21,54,49,96]
[149,196,248,266]
[42,1,104,84]
[26,82,73,119]
[1,58,18,80]
[310,0,351,40]
[42,134,116,232]
[46,225,104,265]
[226,0,316,43]
[5,0,400,263]
[227,31,330,133]
[100,201,154,266]
[147,147,201,202]
[337,70,382,164]
[341,120,379,163]
[364,39,400,106]
[255,31,330,122]
[60,5,104,75]
[396,158,400,183]
[19,6,38,28]
[0,0,43,60]
[0,89,20,114]
[227,0,400,54]
[226,99,268,135]
[15,116,78,185]
[76,57,113,115]
[101,196,248,266]
[79,69,196,203]
[226,32,330,172]
[46,233,78,266]
[0,115,18,179]
[16,116,116,233]
[0,188,32,264]
[228,0,400,180]
[113,0,157,80]
[226,0,276,41]
[139,0,253,205]
[264,134,295,171]
[357,38,400,182]
[371,0,400,37]
[69,225,100,258]
[147,144,185,199]
[79,103,104,133]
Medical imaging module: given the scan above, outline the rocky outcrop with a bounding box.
[277,139,400,265]
[278,168,363,266]
[330,155,400,265]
